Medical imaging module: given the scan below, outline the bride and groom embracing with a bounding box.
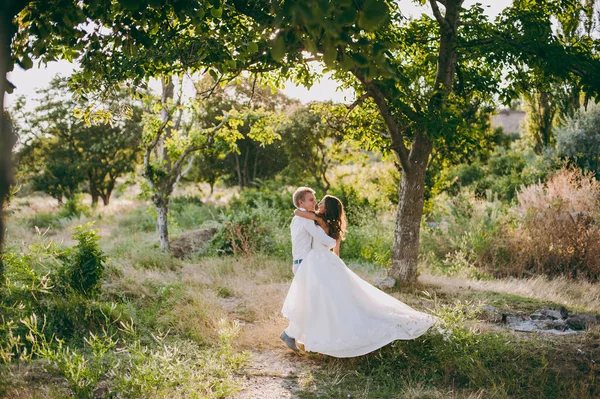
[280,187,436,358]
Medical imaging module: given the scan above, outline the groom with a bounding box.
[280,187,336,352]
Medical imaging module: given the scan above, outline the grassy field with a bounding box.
[1,192,599,398]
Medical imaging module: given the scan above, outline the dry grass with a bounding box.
[510,166,600,280]
[421,271,600,313]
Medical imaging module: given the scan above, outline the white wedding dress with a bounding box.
[282,229,437,358]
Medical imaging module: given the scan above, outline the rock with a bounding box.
[375,277,396,290]
[553,319,568,331]
[567,314,600,331]
[170,228,217,259]
[531,308,564,320]
[558,306,569,319]
[502,313,528,325]
[533,319,555,330]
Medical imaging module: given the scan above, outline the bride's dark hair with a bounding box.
[319,195,347,240]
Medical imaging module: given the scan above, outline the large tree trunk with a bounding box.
[386,0,461,284]
[389,133,432,284]
[153,194,170,251]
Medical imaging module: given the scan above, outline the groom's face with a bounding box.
[299,193,317,212]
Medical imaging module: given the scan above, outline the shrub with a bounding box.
[169,196,219,231]
[420,190,510,277]
[24,211,65,231]
[208,210,273,256]
[556,102,600,175]
[58,194,92,218]
[67,223,106,296]
[117,206,156,234]
[328,183,376,226]
[509,166,600,280]
[228,183,294,215]
[341,220,393,268]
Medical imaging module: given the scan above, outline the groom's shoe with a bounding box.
[280,331,299,353]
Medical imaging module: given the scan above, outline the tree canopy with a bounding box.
[4,0,600,283]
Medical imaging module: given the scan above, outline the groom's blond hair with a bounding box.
[293,187,315,208]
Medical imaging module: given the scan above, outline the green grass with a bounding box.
[296,318,598,398]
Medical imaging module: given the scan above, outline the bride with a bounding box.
[281,195,436,358]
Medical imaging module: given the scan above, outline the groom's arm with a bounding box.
[303,219,336,249]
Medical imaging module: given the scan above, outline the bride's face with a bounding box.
[317,199,326,214]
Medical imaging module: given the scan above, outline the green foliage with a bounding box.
[277,105,348,192]
[117,206,157,234]
[421,190,509,277]
[204,185,293,258]
[0,222,247,397]
[304,299,596,398]
[341,221,393,268]
[169,196,220,232]
[433,144,560,203]
[58,194,92,219]
[13,77,143,206]
[556,102,600,175]
[68,223,106,296]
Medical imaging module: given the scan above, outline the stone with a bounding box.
[567,314,600,331]
[553,319,568,331]
[375,277,396,290]
[558,306,569,319]
[530,308,564,320]
[502,313,528,325]
[170,228,216,259]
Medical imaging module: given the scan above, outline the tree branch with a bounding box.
[345,93,369,116]
[351,70,411,172]
[430,0,450,31]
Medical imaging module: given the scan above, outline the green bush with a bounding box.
[341,220,393,268]
[434,145,560,203]
[117,206,156,234]
[24,211,65,231]
[58,194,92,218]
[170,196,219,231]
[328,183,376,226]
[229,183,294,215]
[420,190,509,276]
[67,223,106,296]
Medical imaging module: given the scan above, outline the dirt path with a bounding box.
[235,349,318,399]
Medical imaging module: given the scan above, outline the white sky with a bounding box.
[5,0,511,108]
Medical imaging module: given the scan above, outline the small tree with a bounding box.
[278,105,347,193]
[14,77,143,206]
[556,103,600,175]
[141,76,280,251]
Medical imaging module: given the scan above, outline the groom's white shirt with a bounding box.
[290,208,336,274]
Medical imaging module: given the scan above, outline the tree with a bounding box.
[556,103,600,175]
[14,77,143,206]
[514,0,599,153]
[278,105,347,193]
[141,76,280,251]
[1,0,27,283]
[191,77,295,189]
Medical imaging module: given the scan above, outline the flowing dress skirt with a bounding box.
[282,249,436,358]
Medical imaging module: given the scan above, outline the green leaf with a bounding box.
[271,33,286,62]
[19,54,33,70]
[358,0,389,31]
[248,42,258,53]
[211,7,223,18]
[119,0,141,11]
[338,6,357,25]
